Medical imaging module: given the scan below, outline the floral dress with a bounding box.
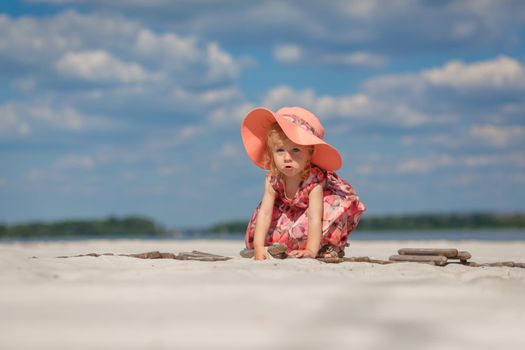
[245,165,366,254]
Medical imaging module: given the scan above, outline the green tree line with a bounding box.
[0,216,166,239]
[210,212,525,233]
[2,212,524,239]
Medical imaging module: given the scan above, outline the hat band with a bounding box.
[281,114,319,137]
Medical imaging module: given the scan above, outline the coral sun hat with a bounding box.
[241,106,342,171]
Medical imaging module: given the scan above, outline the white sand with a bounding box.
[1,239,524,350]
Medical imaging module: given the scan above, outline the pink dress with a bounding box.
[245,165,366,253]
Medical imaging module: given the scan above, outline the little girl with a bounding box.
[241,106,366,260]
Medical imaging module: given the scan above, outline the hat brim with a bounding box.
[241,107,342,171]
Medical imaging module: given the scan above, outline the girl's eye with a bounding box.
[275,148,284,153]
[292,148,301,153]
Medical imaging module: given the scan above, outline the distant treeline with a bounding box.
[2,212,525,239]
[0,216,166,239]
[357,212,525,231]
[210,212,525,233]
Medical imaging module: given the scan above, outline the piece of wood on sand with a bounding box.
[317,256,372,264]
[398,248,459,258]
[343,256,394,264]
[123,251,164,259]
[344,256,371,262]
[317,256,394,264]
[389,254,448,266]
[176,251,231,261]
[121,251,177,259]
[57,252,115,258]
[448,251,472,264]
[316,257,344,263]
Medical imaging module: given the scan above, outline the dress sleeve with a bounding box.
[302,166,326,195]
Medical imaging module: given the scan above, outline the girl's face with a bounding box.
[270,138,312,179]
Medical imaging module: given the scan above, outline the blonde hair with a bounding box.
[264,123,314,178]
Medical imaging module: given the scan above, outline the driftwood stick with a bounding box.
[124,251,163,259]
[177,252,231,261]
[483,261,515,267]
[398,248,459,258]
[176,255,231,261]
[57,252,115,258]
[191,250,229,258]
[368,258,395,265]
[389,254,448,266]
[316,257,344,264]
[448,251,472,263]
[344,256,371,262]
[317,256,394,264]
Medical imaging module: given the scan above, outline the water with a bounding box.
[350,229,525,241]
[2,229,525,242]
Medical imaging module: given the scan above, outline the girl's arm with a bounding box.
[253,176,276,260]
[289,184,323,258]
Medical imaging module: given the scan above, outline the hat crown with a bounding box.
[276,107,325,139]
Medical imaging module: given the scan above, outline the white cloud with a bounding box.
[208,103,254,125]
[462,153,525,168]
[396,155,454,174]
[366,56,525,95]
[260,85,439,127]
[360,151,525,177]
[26,168,65,183]
[423,56,525,90]
[171,86,242,107]
[31,104,85,130]
[0,11,139,63]
[12,77,37,92]
[451,21,477,39]
[157,165,182,177]
[147,125,206,152]
[363,74,425,95]
[273,43,387,68]
[251,55,524,151]
[0,101,114,136]
[219,142,241,159]
[19,1,525,58]
[320,51,388,68]
[337,0,379,18]
[1,11,243,90]
[210,142,243,172]
[0,103,31,136]
[134,29,199,63]
[55,154,96,170]
[262,85,374,119]
[355,55,525,138]
[134,29,240,82]
[55,50,153,83]
[206,42,240,80]
[263,85,318,110]
[470,124,525,147]
[401,123,525,151]
[273,44,303,63]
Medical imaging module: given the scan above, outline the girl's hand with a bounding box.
[288,249,316,259]
[254,248,267,260]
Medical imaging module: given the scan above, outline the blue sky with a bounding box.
[1,0,525,228]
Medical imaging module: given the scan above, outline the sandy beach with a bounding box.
[1,239,524,350]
